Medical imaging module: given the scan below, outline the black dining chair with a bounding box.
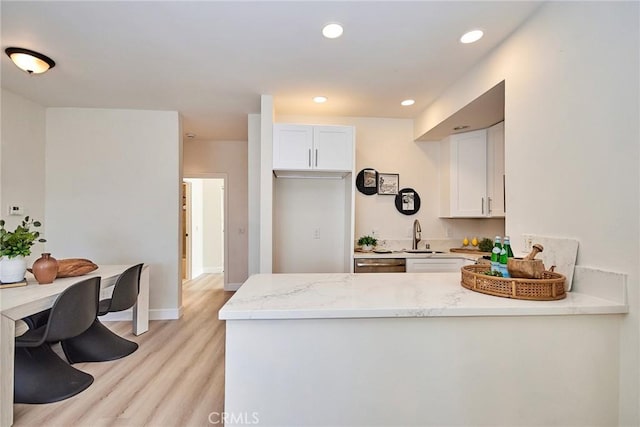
[14,276,101,404]
[61,263,143,363]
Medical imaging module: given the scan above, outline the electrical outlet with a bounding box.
[445,226,452,238]
[8,205,23,216]
[523,235,533,251]
[313,228,320,239]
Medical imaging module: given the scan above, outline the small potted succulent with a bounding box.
[357,235,378,252]
[0,216,46,283]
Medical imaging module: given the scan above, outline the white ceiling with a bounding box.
[1,1,542,141]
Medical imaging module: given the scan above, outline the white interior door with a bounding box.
[182,181,192,281]
[220,183,225,271]
[182,174,229,288]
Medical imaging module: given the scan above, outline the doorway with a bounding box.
[182,175,227,288]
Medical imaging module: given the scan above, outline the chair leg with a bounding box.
[14,344,94,404]
[61,318,138,363]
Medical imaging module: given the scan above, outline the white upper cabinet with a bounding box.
[273,124,354,173]
[313,126,354,171]
[273,125,313,170]
[440,123,505,218]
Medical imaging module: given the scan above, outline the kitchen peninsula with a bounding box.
[220,272,627,426]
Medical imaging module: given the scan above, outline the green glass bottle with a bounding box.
[499,236,512,277]
[504,235,514,258]
[491,236,502,273]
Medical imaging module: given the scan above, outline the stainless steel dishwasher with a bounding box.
[354,258,406,273]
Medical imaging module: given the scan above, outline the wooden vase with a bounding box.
[32,253,59,284]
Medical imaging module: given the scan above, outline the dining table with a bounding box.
[0,264,150,427]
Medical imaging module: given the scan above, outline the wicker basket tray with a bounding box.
[461,264,566,301]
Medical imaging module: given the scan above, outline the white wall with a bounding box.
[273,178,347,273]
[203,179,224,273]
[277,115,505,244]
[183,140,248,285]
[415,2,639,424]
[247,114,261,276]
[45,108,182,318]
[0,90,46,265]
[260,95,274,273]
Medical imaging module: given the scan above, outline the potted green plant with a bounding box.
[357,235,378,251]
[0,216,46,283]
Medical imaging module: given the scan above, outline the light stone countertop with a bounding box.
[218,272,628,320]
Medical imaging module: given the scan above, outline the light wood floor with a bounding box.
[13,274,234,427]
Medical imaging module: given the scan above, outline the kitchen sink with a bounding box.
[403,250,445,254]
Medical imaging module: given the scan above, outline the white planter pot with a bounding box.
[0,256,27,283]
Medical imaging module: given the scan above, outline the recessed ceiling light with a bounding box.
[401,99,415,106]
[322,23,343,39]
[185,133,196,139]
[313,96,328,103]
[460,30,484,44]
[453,125,470,131]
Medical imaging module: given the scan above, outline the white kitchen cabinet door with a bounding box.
[406,258,466,273]
[313,126,354,171]
[450,129,488,217]
[487,121,505,217]
[273,124,353,172]
[273,124,314,170]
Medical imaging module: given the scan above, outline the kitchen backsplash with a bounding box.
[366,238,473,253]
[518,234,579,290]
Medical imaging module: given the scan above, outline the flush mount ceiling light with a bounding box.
[322,23,343,39]
[5,47,56,74]
[313,96,328,104]
[401,99,415,106]
[460,30,484,44]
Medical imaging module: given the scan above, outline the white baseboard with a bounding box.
[203,266,224,274]
[101,307,183,321]
[225,282,242,291]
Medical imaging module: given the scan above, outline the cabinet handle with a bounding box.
[488,197,492,214]
[481,197,485,215]
[308,149,311,167]
[503,175,506,212]
[315,149,318,167]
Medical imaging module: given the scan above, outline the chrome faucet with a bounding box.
[412,219,421,250]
